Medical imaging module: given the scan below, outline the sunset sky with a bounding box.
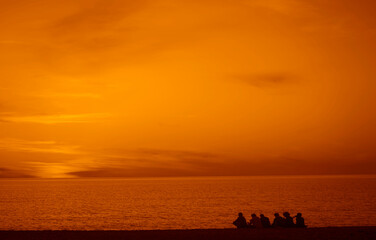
[1,0,376,178]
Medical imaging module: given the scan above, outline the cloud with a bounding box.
[50,0,147,37]
[0,138,82,155]
[0,40,29,45]
[33,92,101,99]
[69,167,198,178]
[248,0,314,16]
[68,148,220,177]
[44,0,151,57]
[0,147,218,178]
[95,148,218,168]
[1,144,376,178]
[68,148,376,178]
[27,162,85,178]
[135,148,217,161]
[0,168,35,178]
[234,73,297,88]
[0,113,110,124]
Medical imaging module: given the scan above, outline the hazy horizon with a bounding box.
[1,172,376,179]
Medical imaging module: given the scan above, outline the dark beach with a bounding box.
[1,227,376,240]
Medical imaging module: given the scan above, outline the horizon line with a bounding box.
[1,173,376,180]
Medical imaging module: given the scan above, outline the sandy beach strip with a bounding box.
[1,227,375,240]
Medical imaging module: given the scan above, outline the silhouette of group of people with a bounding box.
[233,212,306,229]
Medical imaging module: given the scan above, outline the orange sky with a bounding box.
[1,0,376,178]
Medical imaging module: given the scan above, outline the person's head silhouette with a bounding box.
[238,212,243,217]
[296,213,302,217]
[260,214,265,218]
[283,212,290,217]
[274,213,280,217]
[251,213,257,218]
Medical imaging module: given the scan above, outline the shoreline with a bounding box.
[1,227,376,240]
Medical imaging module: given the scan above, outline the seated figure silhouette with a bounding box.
[294,213,307,228]
[272,213,284,227]
[260,214,271,228]
[233,212,248,228]
[283,212,295,227]
[249,213,262,228]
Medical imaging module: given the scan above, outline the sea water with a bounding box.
[0,175,375,230]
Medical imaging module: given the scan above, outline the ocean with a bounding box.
[0,175,375,230]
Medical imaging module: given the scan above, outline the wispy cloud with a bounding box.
[0,167,35,178]
[0,138,81,155]
[70,154,376,178]
[27,162,84,178]
[69,148,221,177]
[248,0,315,16]
[0,113,110,124]
[0,40,29,45]
[47,0,149,52]
[96,148,218,167]
[234,73,297,88]
[33,92,101,99]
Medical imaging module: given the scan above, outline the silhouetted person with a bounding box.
[233,212,247,228]
[294,213,307,228]
[249,213,262,228]
[260,214,271,228]
[283,212,295,227]
[272,213,284,227]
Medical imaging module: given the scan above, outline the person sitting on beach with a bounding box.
[260,214,271,228]
[283,212,295,227]
[249,213,262,228]
[294,213,307,228]
[272,213,284,227]
[233,212,248,228]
